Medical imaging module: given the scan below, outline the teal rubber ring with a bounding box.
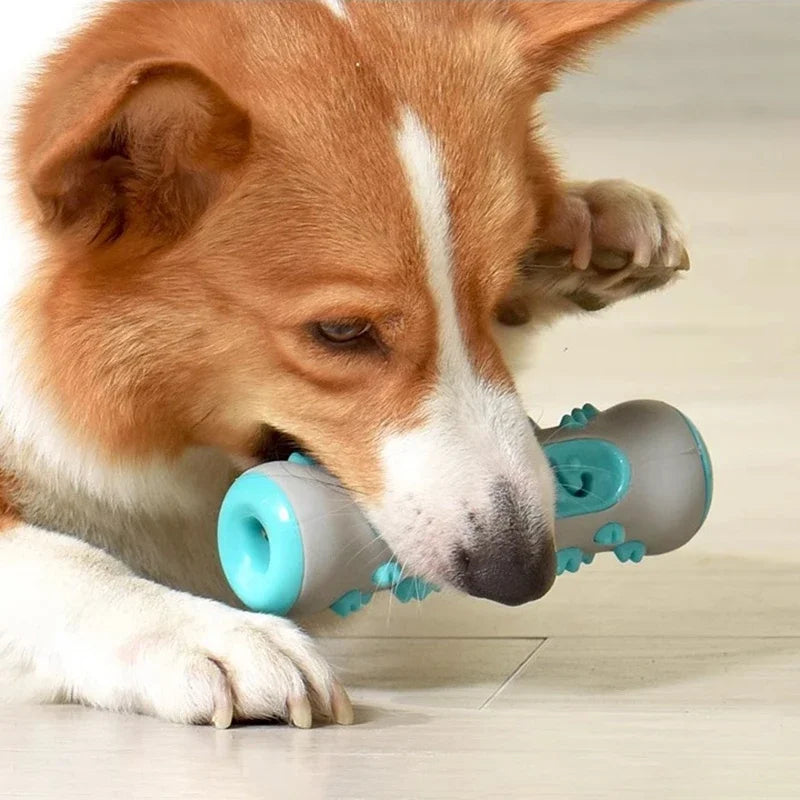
[679,412,714,524]
[217,472,305,615]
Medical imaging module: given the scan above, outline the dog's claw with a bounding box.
[288,695,313,729]
[332,681,354,726]
[212,704,233,730]
[210,663,234,729]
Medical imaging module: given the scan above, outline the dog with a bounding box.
[0,1,688,728]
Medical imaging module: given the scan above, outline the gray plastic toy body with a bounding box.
[217,400,713,618]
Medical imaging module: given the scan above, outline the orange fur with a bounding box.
[12,1,671,501]
[506,1,679,81]
[0,470,20,531]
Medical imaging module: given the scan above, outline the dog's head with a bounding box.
[18,1,663,604]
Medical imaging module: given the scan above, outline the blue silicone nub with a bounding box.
[393,576,438,603]
[614,541,647,563]
[330,590,374,617]
[371,562,438,602]
[288,452,316,467]
[556,547,595,575]
[558,403,599,430]
[329,565,439,617]
[593,522,626,546]
[372,562,404,588]
[218,472,305,615]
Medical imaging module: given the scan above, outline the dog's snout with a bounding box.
[456,482,556,606]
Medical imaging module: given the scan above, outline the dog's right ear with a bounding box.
[506,1,677,86]
[23,59,251,247]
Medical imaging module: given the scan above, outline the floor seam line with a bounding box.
[478,638,550,711]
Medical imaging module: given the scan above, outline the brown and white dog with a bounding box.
[0,1,688,728]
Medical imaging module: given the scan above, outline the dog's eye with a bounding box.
[315,319,373,346]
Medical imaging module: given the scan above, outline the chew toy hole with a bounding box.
[242,515,271,575]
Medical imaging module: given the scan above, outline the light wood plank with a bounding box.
[314,550,800,639]
[489,637,800,713]
[319,637,542,710]
[1,703,797,800]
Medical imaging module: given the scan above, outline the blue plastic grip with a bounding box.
[547,439,631,518]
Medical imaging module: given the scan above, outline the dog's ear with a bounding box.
[507,1,675,83]
[26,59,251,246]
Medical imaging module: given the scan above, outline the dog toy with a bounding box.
[217,399,712,618]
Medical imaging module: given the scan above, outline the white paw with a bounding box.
[543,179,688,271]
[115,595,352,729]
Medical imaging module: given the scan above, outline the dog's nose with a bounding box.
[456,480,556,606]
[457,531,556,606]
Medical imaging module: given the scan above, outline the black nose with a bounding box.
[456,481,556,606]
[457,532,556,606]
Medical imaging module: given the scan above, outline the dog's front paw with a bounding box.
[541,179,688,272]
[117,595,352,729]
[498,180,689,325]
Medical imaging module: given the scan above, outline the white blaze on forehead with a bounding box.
[394,108,467,373]
[318,0,348,20]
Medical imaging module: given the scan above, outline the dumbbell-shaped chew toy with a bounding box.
[218,400,713,619]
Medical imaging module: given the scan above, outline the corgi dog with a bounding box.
[0,1,688,728]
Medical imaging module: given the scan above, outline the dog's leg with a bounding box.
[0,523,352,728]
[496,180,689,327]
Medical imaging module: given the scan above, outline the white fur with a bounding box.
[366,109,555,578]
[318,0,348,21]
[393,109,465,374]
[0,525,338,726]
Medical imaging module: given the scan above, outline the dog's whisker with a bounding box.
[338,534,391,569]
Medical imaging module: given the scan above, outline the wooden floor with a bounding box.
[2,2,799,798]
